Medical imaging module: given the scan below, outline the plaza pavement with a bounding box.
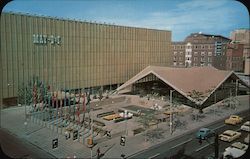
[0,95,249,158]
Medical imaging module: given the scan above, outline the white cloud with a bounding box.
[92,0,246,41]
[177,0,228,10]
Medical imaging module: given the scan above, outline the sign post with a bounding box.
[73,130,78,140]
[52,138,58,149]
[120,136,126,146]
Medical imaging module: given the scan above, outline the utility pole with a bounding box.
[230,89,232,114]
[170,90,175,135]
[214,92,216,117]
[214,133,219,159]
[236,79,239,97]
[24,83,27,135]
[125,110,128,136]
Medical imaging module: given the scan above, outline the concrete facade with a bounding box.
[0,12,172,105]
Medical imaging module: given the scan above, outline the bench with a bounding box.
[97,111,115,118]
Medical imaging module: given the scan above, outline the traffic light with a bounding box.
[120,136,126,146]
[52,138,58,149]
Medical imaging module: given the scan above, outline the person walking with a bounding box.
[97,147,100,159]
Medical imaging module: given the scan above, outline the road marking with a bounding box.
[170,138,192,149]
[195,142,214,152]
[148,153,160,159]
[212,124,225,131]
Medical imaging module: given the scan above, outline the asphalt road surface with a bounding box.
[0,128,55,159]
[130,110,250,159]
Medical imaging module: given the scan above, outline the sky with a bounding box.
[2,0,249,41]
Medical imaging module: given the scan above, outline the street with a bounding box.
[131,110,250,159]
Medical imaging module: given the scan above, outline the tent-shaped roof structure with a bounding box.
[117,66,249,109]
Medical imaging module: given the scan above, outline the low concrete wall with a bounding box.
[90,96,126,107]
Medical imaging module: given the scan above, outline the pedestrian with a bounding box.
[65,131,70,139]
[97,147,100,159]
[65,131,68,139]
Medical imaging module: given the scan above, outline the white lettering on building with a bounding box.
[33,34,61,45]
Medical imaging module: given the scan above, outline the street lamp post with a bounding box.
[90,110,93,159]
[170,90,175,135]
[236,79,239,97]
[230,89,232,114]
[214,92,216,117]
[124,110,128,136]
[24,121,28,135]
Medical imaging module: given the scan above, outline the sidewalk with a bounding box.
[0,95,249,158]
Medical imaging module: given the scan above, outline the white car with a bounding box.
[240,121,250,132]
[223,142,248,158]
[231,142,248,151]
[219,130,241,142]
[223,147,245,158]
[244,134,249,144]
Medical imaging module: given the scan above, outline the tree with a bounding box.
[222,96,240,110]
[137,112,158,141]
[18,76,49,107]
[187,90,205,120]
[18,83,32,105]
[98,89,103,101]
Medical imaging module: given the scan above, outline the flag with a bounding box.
[73,93,76,121]
[82,93,86,112]
[33,81,37,105]
[39,82,44,111]
[76,107,80,124]
[60,91,63,117]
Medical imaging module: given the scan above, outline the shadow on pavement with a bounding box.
[0,145,13,159]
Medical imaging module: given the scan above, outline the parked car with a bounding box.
[223,147,245,159]
[196,128,215,139]
[244,134,249,144]
[240,121,250,132]
[225,115,243,125]
[223,142,248,158]
[231,142,248,151]
[219,130,241,142]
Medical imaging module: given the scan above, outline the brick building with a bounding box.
[230,29,250,75]
[172,33,231,69]
[226,43,244,72]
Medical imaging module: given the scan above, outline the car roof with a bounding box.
[199,128,210,131]
[231,142,247,149]
[231,115,239,117]
[224,130,237,134]
[244,121,250,124]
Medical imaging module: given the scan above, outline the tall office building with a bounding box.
[0,12,172,106]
